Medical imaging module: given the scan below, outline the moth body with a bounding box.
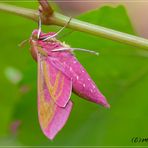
[30,29,110,140]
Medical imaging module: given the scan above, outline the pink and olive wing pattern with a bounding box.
[49,53,110,108]
[43,57,72,107]
[37,55,73,140]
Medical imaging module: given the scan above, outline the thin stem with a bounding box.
[0,3,148,50]
[0,3,38,21]
[50,13,148,50]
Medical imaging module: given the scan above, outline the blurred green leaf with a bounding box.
[0,3,148,146]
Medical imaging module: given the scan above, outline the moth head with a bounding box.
[31,29,41,41]
[30,29,58,61]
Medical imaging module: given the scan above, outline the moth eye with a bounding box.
[32,34,38,40]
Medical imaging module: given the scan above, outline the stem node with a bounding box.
[38,0,53,25]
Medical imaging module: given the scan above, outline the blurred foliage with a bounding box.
[0,2,148,146]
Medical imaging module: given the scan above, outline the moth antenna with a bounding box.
[52,48,99,56]
[18,39,29,48]
[43,17,72,41]
[73,48,99,55]
[37,15,42,39]
[19,15,41,48]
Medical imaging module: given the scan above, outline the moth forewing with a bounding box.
[37,54,73,140]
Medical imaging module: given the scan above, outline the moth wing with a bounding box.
[49,54,109,108]
[43,57,72,107]
[37,55,73,140]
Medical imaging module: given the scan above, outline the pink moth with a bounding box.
[29,23,110,140]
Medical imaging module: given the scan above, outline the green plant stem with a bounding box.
[0,3,148,50]
[0,3,38,21]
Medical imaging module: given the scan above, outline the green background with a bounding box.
[0,1,148,146]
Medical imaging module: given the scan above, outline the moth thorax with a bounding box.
[45,37,57,42]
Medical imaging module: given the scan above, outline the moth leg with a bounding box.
[43,17,72,41]
[37,15,42,39]
[51,47,99,56]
